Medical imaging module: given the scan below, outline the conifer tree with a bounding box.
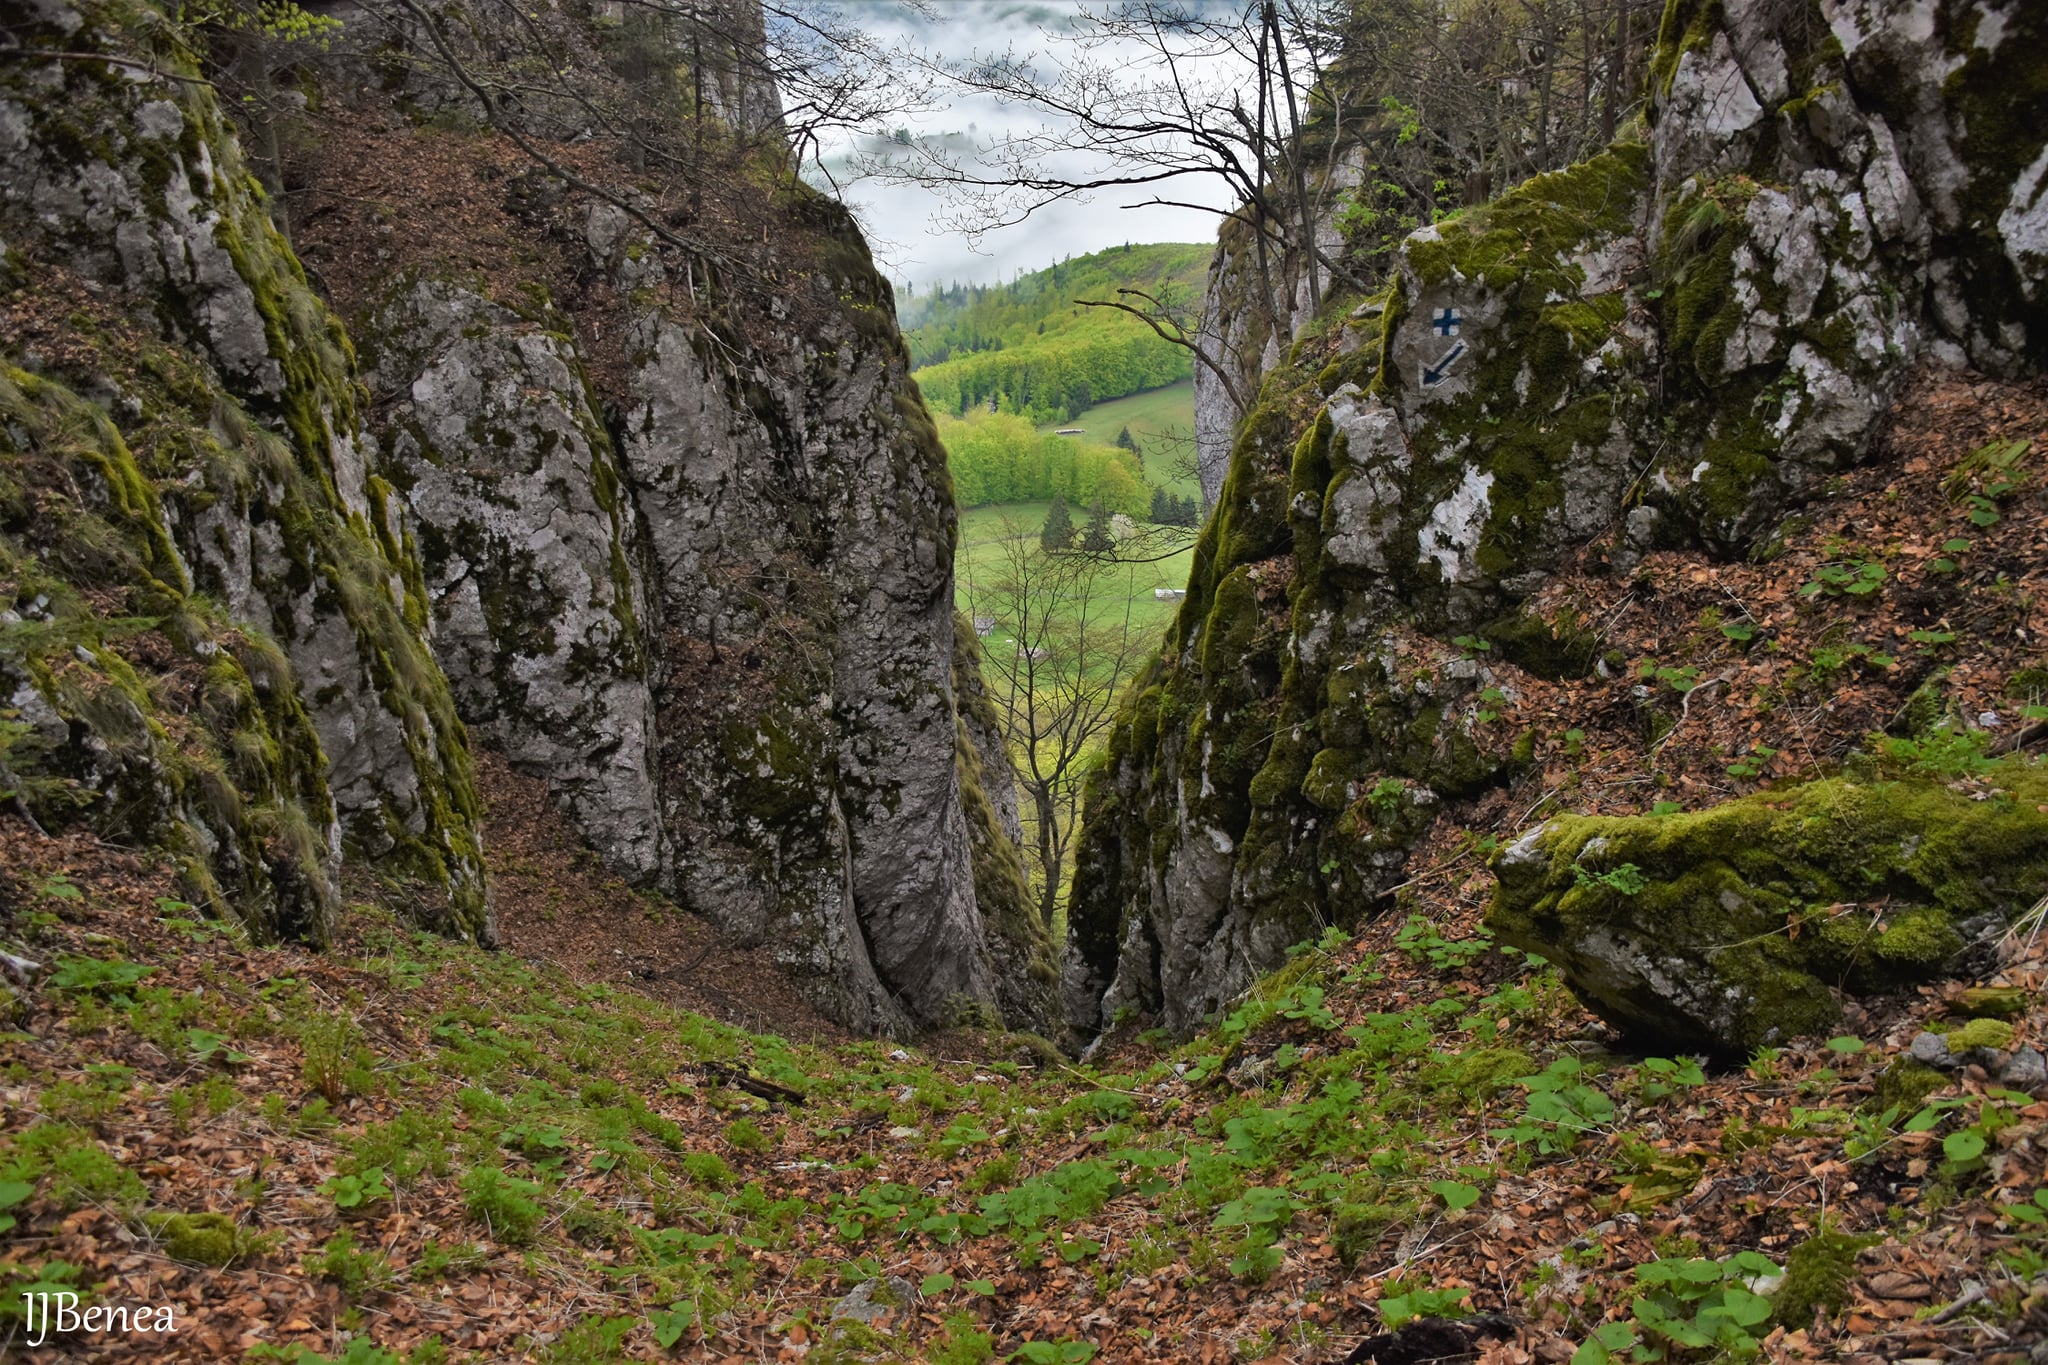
[1081,500,1114,553]
[1040,494,1075,552]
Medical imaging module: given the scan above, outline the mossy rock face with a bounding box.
[1062,0,2048,1052]
[363,271,667,886]
[0,368,340,942]
[1487,765,2048,1057]
[1357,146,1654,624]
[1478,608,1600,681]
[0,0,488,938]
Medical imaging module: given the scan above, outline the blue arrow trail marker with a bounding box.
[1421,339,1468,387]
[1432,307,1462,336]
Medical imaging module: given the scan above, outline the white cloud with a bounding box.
[799,1,1245,290]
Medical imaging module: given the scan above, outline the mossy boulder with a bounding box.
[1951,986,2028,1020]
[1943,1017,2016,1052]
[1487,764,2048,1057]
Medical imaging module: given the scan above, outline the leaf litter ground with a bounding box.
[3,384,2048,1364]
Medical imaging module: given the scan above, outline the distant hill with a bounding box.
[905,242,1211,426]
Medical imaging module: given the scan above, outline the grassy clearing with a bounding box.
[1047,382,1200,499]
[954,503,1193,650]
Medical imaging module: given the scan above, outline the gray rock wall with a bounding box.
[333,8,1057,1035]
[1063,0,2048,1047]
[0,0,491,940]
[364,276,668,885]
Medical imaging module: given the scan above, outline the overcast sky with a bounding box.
[799,1,1244,294]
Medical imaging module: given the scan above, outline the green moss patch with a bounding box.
[1488,763,2048,1056]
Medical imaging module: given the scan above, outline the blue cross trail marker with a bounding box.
[1432,307,1462,337]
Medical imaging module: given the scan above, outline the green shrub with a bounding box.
[723,1117,772,1153]
[459,1166,544,1244]
[304,1227,394,1299]
[681,1151,733,1187]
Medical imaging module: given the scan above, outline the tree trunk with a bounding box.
[1266,2,1320,317]
[1031,784,1061,927]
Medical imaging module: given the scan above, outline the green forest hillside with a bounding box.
[906,243,1210,425]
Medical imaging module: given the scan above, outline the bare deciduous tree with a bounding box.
[962,518,1158,928]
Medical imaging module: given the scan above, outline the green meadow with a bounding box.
[953,502,1194,648]
[1048,380,1200,499]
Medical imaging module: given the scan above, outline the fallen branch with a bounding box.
[700,1061,805,1106]
[1929,1280,1987,1324]
[1,949,42,987]
[1650,672,1732,753]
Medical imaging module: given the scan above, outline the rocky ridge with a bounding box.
[0,0,1054,1036]
[1065,0,2048,1052]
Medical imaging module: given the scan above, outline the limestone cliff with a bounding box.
[0,0,1055,1035]
[1,0,489,940]
[314,2,1056,1035]
[1065,0,2048,1048]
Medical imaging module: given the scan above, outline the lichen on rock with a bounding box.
[363,271,667,886]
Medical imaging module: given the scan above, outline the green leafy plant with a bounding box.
[411,1239,485,1281]
[47,956,154,995]
[0,1179,32,1235]
[304,1227,394,1299]
[460,1167,545,1244]
[1800,640,1893,689]
[1929,537,1972,574]
[1637,661,1700,694]
[1625,1252,1782,1357]
[724,1117,772,1153]
[1872,726,1997,778]
[298,1014,363,1104]
[1395,915,1490,969]
[1428,1179,1482,1211]
[2000,1188,2048,1226]
[1377,1279,1470,1327]
[1492,1059,1614,1155]
[321,1167,392,1211]
[1366,777,1407,819]
[1635,1057,1706,1101]
[1942,437,2031,530]
[1724,744,1777,779]
[1800,560,1886,599]
[1571,862,1646,896]
[647,1299,697,1349]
